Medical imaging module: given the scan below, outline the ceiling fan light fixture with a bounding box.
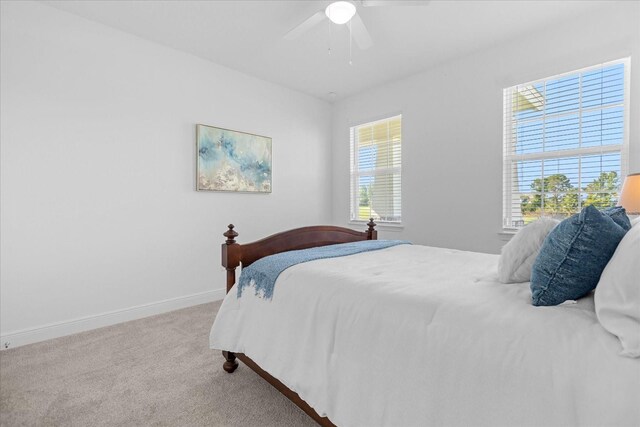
[325,1,356,25]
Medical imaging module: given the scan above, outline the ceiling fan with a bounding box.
[284,1,430,50]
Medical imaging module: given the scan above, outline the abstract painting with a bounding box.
[196,124,272,193]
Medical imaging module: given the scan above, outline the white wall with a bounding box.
[0,1,332,346]
[331,3,640,254]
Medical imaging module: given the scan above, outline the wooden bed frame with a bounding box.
[219,220,378,427]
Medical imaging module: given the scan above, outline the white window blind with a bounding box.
[350,115,402,223]
[503,59,629,229]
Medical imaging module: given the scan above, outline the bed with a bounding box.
[210,222,640,427]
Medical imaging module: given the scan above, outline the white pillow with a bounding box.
[595,223,640,357]
[498,218,559,283]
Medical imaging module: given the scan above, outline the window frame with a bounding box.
[349,114,403,226]
[502,58,630,232]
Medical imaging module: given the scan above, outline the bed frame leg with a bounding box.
[222,351,238,373]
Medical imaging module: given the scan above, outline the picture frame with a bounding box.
[196,124,272,193]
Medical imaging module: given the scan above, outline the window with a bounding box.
[350,115,402,224]
[503,59,629,230]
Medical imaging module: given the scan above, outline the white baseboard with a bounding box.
[1,288,226,350]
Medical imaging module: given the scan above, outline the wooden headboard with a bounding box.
[221,220,378,292]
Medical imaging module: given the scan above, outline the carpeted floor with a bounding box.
[0,301,316,426]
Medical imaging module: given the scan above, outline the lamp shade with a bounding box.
[325,1,356,25]
[619,173,640,215]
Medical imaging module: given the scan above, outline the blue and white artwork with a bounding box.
[196,124,272,193]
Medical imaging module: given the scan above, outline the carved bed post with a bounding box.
[222,351,238,373]
[221,224,240,373]
[367,218,378,240]
[222,224,240,293]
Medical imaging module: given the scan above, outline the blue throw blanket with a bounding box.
[237,239,410,299]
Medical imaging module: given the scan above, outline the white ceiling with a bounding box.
[44,0,612,102]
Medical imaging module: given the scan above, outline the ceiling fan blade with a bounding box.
[284,10,326,40]
[361,0,430,6]
[350,13,373,50]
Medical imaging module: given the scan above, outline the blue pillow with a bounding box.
[530,205,628,306]
[601,206,632,230]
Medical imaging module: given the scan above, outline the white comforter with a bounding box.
[210,245,640,427]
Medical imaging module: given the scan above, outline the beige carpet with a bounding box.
[0,301,316,427]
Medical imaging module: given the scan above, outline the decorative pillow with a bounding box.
[601,206,632,230]
[595,224,640,357]
[530,205,628,306]
[498,218,559,283]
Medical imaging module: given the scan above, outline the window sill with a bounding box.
[349,221,404,231]
[498,230,517,241]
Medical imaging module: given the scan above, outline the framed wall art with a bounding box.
[196,124,272,193]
